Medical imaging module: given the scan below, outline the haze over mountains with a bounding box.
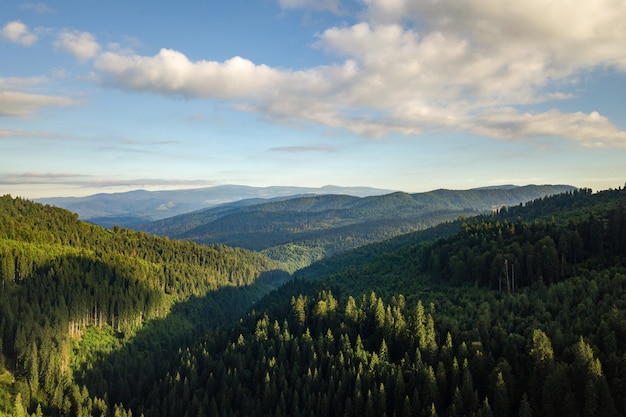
[138,184,575,271]
[34,182,577,278]
[36,184,395,227]
[37,184,575,230]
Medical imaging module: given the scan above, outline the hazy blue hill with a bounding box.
[139,184,575,270]
[36,184,395,227]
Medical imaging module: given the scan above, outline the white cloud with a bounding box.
[95,49,286,98]
[362,0,626,70]
[469,108,626,148]
[91,0,626,145]
[0,90,78,118]
[0,76,79,117]
[1,20,38,45]
[54,29,100,60]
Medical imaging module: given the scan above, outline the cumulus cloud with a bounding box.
[91,0,626,145]
[95,49,283,98]
[1,20,38,45]
[362,0,626,69]
[54,29,100,60]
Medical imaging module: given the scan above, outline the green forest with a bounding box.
[0,195,287,416]
[139,185,573,271]
[1,185,625,416]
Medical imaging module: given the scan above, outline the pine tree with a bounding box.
[27,343,39,396]
[493,372,508,417]
[13,393,26,417]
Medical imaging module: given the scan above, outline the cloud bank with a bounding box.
[6,0,626,146]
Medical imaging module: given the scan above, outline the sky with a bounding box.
[1,0,625,198]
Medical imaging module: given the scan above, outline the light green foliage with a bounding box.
[530,330,554,366]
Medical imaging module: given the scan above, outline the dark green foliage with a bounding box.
[420,187,626,290]
[125,185,626,417]
[2,185,626,417]
[133,263,626,416]
[139,185,574,270]
[299,187,626,299]
[0,195,287,416]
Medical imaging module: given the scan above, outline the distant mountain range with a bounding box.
[36,184,395,227]
[137,184,576,270]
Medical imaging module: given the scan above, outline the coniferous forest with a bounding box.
[1,186,626,416]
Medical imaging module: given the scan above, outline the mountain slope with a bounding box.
[140,184,575,270]
[36,184,395,227]
[0,195,290,416]
[122,186,626,417]
[300,186,625,295]
[2,186,625,417]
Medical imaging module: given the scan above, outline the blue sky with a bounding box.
[1,0,625,198]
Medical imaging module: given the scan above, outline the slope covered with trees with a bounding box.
[139,185,574,271]
[122,186,626,417]
[0,195,288,417]
[2,185,625,417]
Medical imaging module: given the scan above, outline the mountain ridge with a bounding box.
[36,184,396,227]
[139,184,576,271]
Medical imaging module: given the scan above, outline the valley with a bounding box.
[1,184,625,417]
[137,184,574,271]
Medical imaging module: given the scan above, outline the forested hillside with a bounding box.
[140,184,574,271]
[0,195,288,417]
[126,186,626,417]
[2,186,625,417]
